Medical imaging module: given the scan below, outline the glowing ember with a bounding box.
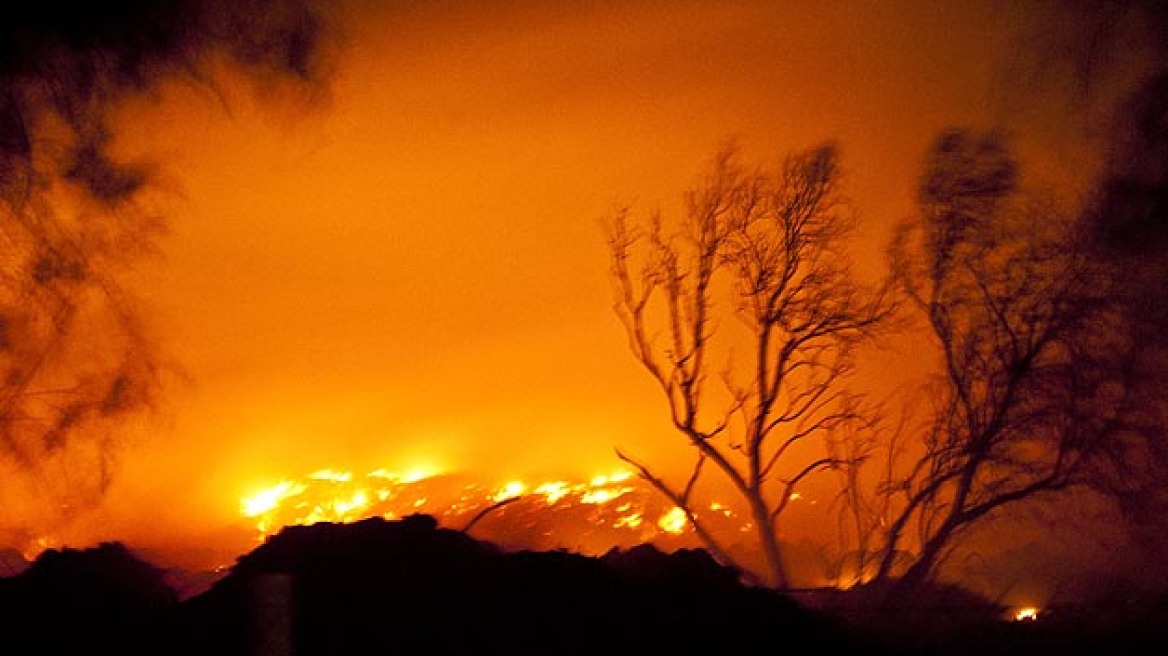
[238,467,744,554]
[1013,606,1039,621]
[20,537,54,562]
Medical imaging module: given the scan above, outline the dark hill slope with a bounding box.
[176,513,874,655]
[0,541,177,654]
[7,514,1165,655]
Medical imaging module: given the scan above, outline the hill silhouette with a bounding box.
[0,514,1164,655]
[176,513,869,655]
[0,541,177,654]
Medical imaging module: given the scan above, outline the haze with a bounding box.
[5,1,1103,567]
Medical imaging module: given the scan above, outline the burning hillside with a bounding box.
[239,468,749,556]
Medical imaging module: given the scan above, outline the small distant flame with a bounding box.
[1013,606,1039,621]
[657,506,689,534]
[308,469,352,483]
[17,536,55,562]
[492,481,526,502]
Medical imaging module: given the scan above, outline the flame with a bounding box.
[657,506,689,534]
[1013,606,1039,621]
[237,466,723,553]
[493,481,527,502]
[242,481,305,517]
[17,536,55,562]
[308,469,352,483]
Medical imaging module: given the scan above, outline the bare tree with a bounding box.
[0,0,336,542]
[0,180,164,520]
[871,129,1152,598]
[606,143,892,588]
[0,82,169,532]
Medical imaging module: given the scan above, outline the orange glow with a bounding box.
[0,1,1113,606]
[20,537,55,563]
[657,507,690,535]
[1013,607,1040,621]
[493,481,527,503]
[241,482,306,520]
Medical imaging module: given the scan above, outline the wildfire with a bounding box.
[239,467,738,554]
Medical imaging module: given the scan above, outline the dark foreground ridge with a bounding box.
[0,514,1164,655]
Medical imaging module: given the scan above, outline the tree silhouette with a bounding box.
[606,143,892,588]
[0,0,335,540]
[1005,0,1168,592]
[868,129,1153,598]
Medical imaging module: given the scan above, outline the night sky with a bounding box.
[1,0,1160,596]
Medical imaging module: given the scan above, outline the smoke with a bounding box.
[0,0,337,206]
[1038,0,1168,256]
[1000,0,1167,250]
[1000,0,1168,573]
[0,0,339,541]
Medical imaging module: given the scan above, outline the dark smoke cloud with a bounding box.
[1046,0,1168,387]
[1013,0,1167,246]
[986,0,1168,585]
[1046,0,1168,257]
[0,0,337,205]
[997,0,1167,135]
[1004,1,1168,377]
[1042,0,1168,563]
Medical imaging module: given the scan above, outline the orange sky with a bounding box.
[28,0,1066,558]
